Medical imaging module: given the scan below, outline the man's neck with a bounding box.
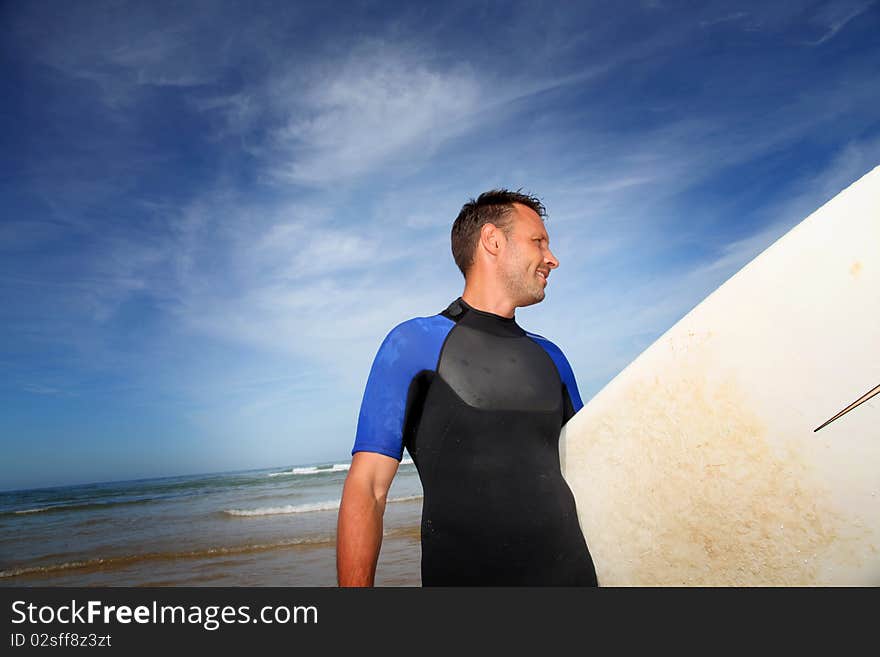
[461,286,516,319]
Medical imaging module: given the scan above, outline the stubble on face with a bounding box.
[499,238,545,306]
[498,210,547,308]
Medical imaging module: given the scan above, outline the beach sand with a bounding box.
[2,525,422,587]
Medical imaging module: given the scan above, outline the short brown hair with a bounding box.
[450,189,547,277]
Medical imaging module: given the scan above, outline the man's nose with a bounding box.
[545,248,559,269]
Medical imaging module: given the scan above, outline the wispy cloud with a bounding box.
[22,384,67,396]
[265,44,483,185]
[802,0,875,45]
[9,1,231,109]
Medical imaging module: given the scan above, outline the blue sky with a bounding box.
[2,0,879,491]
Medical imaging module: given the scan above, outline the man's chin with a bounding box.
[517,290,545,307]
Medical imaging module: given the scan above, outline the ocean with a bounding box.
[0,459,423,587]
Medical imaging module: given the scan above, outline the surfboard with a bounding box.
[560,165,880,585]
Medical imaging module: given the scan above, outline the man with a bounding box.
[336,189,597,586]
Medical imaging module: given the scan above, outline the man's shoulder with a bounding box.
[371,313,455,368]
[525,329,582,408]
[524,330,568,357]
[382,313,455,343]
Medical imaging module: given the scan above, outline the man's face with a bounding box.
[497,203,559,307]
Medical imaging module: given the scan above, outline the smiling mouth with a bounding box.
[536,270,549,282]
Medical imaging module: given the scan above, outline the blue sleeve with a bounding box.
[526,332,584,414]
[352,315,454,461]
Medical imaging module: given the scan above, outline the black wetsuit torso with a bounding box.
[352,298,597,586]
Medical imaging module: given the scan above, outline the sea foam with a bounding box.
[267,456,414,478]
[223,494,422,517]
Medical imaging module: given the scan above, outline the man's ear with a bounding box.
[480,223,502,254]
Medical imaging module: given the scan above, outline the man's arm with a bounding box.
[336,451,400,587]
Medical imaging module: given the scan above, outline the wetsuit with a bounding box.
[352,297,597,586]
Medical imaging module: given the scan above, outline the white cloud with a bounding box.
[255,225,380,280]
[190,93,259,140]
[12,2,224,107]
[265,43,484,185]
[699,12,749,28]
[803,0,875,45]
[22,384,66,396]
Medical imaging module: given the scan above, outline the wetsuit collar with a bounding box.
[443,297,525,337]
[457,297,516,322]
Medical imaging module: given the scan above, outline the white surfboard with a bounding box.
[561,165,880,585]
